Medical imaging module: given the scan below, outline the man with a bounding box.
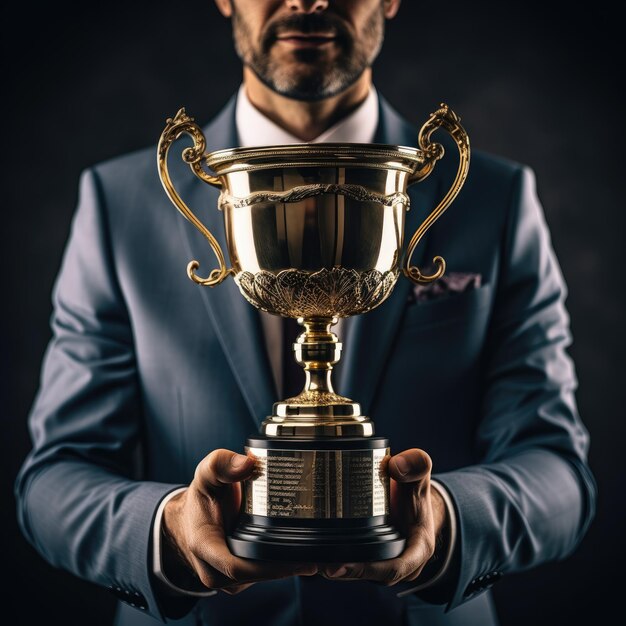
[15,1,596,625]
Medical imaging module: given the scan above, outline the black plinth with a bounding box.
[227,435,405,562]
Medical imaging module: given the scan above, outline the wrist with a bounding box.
[418,484,450,579]
[431,483,450,559]
[396,480,455,598]
[153,487,216,597]
[160,527,208,594]
[162,491,190,568]
[161,491,206,592]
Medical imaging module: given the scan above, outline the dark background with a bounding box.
[2,1,623,624]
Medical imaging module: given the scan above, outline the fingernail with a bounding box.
[230,454,250,469]
[394,456,410,476]
[327,566,348,578]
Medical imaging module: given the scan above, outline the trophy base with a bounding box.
[228,514,405,562]
[228,436,405,562]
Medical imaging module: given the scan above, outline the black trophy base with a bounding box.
[228,514,405,562]
[227,435,405,562]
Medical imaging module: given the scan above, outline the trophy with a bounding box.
[157,104,469,561]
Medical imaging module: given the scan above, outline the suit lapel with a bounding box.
[174,98,276,430]
[337,97,441,415]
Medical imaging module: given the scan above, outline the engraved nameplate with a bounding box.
[246,447,389,519]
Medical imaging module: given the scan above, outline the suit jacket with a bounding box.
[15,94,596,626]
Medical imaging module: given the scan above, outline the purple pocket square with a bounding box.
[407,272,482,303]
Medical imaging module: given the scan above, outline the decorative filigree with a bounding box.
[403,102,470,285]
[235,267,399,317]
[219,184,410,210]
[158,108,222,187]
[283,390,355,406]
[157,108,230,287]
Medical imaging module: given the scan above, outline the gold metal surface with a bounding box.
[245,447,389,519]
[236,267,399,318]
[205,143,427,174]
[262,418,374,438]
[157,108,230,286]
[261,317,373,437]
[403,104,471,284]
[220,167,407,282]
[157,102,470,298]
[218,183,409,209]
[157,103,470,435]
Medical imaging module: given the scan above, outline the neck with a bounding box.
[243,67,372,141]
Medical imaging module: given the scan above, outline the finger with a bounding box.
[187,475,243,533]
[194,449,256,493]
[191,530,317,587]
[324,560,403,584]
[389,476,435,538]
[324,537,433,585]
[220,582,255,595]
[323,518,436,585]
[389,449,432,485]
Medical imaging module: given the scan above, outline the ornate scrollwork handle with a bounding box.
[157,108,231,287]
[403,103,471,284]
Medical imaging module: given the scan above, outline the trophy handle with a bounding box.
[403,103,471,284]
[157,108,231,287]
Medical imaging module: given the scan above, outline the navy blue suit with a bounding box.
[15,95,596,625]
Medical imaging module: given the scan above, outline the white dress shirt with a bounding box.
[153,84,456,597]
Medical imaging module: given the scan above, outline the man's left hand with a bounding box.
[322,449,448,586]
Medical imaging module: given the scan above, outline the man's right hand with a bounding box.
[162,449,318,594]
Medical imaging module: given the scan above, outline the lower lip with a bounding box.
[276,37,336,48]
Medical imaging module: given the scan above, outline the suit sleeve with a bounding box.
[433,166,597,609]
[14,168,183,621]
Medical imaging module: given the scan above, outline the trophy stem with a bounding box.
[262,316,374,437]
[292,316,341,400]
[304,367,334,395]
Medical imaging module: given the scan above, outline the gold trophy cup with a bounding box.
[157,104,469,561]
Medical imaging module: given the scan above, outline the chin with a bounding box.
[279,57,341,79]
[272,45,338,65]
[273,77,333,98]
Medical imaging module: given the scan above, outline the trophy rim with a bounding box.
[205,142,426,174]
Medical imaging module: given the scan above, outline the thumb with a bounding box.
[194,449,255,492]
[388,449,432,485]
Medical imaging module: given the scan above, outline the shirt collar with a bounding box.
[235,83,379,147]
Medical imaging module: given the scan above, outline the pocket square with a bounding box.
[407,271,482,303]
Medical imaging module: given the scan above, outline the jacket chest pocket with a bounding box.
[389,283,494,398]
[400,283,493,332]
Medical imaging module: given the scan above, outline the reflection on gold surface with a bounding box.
[157,104,470,434]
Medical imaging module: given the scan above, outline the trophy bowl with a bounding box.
[157,104,469,561]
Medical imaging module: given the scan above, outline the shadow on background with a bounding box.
[1,1,623,624]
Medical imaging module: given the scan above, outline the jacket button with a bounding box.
[464,571,503,598]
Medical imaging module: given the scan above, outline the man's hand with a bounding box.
[322,449,448,586]
[162,449,318,594]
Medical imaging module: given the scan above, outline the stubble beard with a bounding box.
[231,5,385,101]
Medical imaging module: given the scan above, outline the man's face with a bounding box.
[225,0,389,101]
